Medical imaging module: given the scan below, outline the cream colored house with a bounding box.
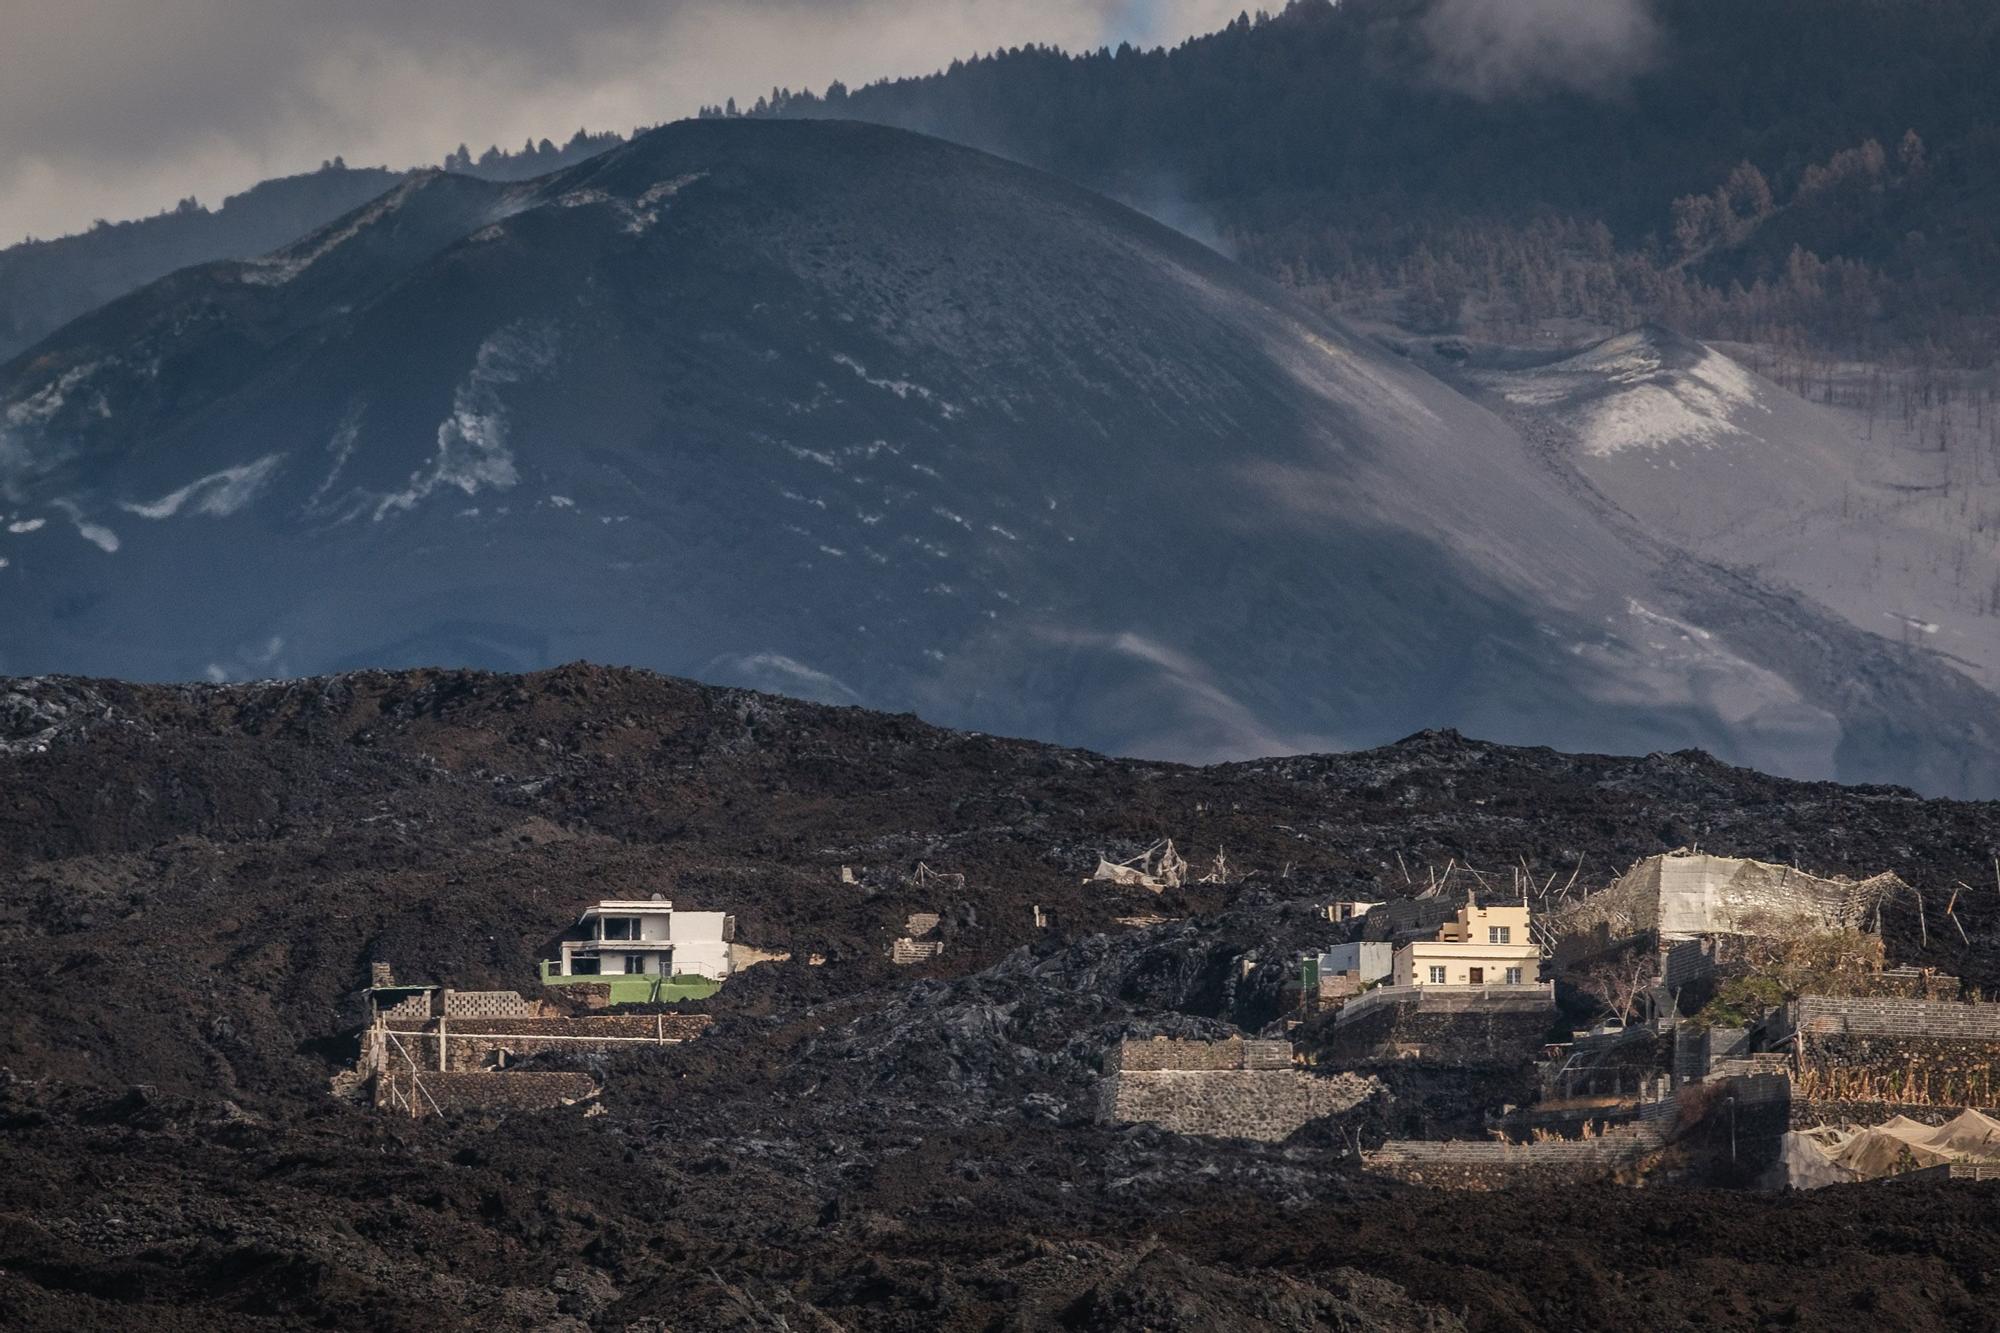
[1391,897,1541,987]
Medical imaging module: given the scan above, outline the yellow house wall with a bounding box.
[1392,940,1541,987]
[1435,900,1532,944]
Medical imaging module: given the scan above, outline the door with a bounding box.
[1468,967,1484,984]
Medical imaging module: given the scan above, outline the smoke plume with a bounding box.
[1422,0,1662,99]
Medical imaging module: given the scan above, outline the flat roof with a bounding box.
[581,900,674,914]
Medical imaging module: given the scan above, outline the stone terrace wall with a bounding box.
[377,1071,597,1118]
[1319,988,1553,1066]
[1101,1039,1376,1142]
[1793,1034,2000,1107]
[1792,1099,2000,1130]
[1111,1038,1293,1072]
[1784,996,2000,1041]
[1364,1122,1665,1188]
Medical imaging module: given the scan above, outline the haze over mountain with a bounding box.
[2,119,1996,793]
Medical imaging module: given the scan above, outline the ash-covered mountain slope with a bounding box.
[1460,326,2000,691]
[1,119,1997,792]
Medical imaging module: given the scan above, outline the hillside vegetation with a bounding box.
[746,0,2000,361]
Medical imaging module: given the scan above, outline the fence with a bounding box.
[1333,981,1554,1026]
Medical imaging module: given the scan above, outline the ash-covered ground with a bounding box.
[2,664,1998,1330]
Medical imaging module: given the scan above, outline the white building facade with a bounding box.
[553,898,737,981]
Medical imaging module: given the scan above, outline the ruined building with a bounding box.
[1544,850,1904,950]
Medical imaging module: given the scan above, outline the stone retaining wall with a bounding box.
[377,1071,597,1118]
[1111,1038,1293,1072]
[1791,1098,2000,1130]
[1364,1123,1665,1187]
[1100,1038,1376,1142]
[1784,996,2000,1042]
[1319,990,1553,1067]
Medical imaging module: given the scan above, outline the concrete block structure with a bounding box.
[1316,942,1395,987]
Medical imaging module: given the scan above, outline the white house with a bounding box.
[552,897,737,981]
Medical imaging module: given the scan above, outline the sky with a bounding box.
[0,0,1251,245]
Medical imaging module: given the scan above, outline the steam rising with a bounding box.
[1422,0,1661,99]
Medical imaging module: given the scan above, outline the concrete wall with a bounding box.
[1392,942,1537,987]
[1319,942,1394,983]
[1100,1039,1376,1142]
[675,941,732,978]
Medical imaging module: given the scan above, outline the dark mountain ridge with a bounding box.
[0,132,626,365]
[3,117,1998,793]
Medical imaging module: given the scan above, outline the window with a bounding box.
[1505,967,1524,985]
[1428,966,1447,984]
[1488,926,1511,944]
[602,917,639,941]
[570,957,600,976]
[624,953,648,975]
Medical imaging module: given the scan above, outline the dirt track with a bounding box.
[3,665,1998,1329]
